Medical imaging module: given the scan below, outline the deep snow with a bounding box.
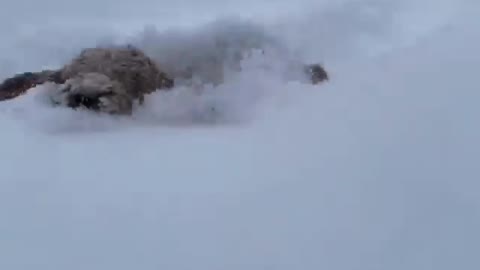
[0,0,479,269]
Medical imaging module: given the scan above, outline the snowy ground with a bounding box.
[0,0,479,269]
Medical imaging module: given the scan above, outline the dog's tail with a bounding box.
[0,70,64,101]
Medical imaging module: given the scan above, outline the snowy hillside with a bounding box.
[0,0,479,269]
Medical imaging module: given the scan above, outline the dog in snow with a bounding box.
[0,44,328,115]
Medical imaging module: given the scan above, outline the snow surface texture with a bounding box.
[0,0,479,269]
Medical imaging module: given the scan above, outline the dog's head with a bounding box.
[50,72,133,115]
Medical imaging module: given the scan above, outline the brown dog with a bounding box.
[0,45,327,115]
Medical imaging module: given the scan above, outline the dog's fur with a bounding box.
[49,45,174,114]
[0,44,328,115]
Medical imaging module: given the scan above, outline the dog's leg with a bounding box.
[0,70,63,101]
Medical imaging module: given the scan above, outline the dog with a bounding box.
[0,44,328,115]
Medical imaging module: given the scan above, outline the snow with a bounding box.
[0,0,479,269]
